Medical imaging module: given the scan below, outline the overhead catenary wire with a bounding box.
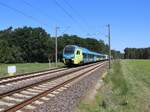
[63,0,107,39]
[0,0,101,39]
[21,0,58,24]
[0,1,48,27]
[53,0,87,33]
[63,0,90,30]
[64,0,107,38]
[60,26,70,35]
[53,0,78,23]
[88,25,108,42]
[22,0,75,35]
[63,0,108,39]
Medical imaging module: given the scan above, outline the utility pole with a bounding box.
[55,26,59,67]
[107,24,111,69]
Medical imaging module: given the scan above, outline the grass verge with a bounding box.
[77,60,150,112]
[0,62,64,77]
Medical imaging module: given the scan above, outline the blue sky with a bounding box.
[0,0,150,52]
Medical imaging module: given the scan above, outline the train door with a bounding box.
[75,49,83,64]
[94,55,97,62]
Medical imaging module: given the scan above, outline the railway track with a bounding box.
[0,61,106,112]
[0,62,103,96]
[0,67,67,85]
[0,62,101,85]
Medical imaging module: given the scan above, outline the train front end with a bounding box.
[63,45,76,65]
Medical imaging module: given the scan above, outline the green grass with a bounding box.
[77,60,150,112]
[0,62,64,77]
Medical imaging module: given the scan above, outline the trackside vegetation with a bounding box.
[0,62,64,77]
[0,27,122,63]
[124,48,150,59]
[77,60,150,112]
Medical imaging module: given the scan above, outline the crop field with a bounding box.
[77,60,150,112]
[0,62,64,77]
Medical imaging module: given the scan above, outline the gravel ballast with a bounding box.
[0,63,98,95]
[18,63,107,112]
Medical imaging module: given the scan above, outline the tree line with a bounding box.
[0,26,122,63]
[124,48,150,59]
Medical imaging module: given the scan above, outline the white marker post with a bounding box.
[8,66,16,76]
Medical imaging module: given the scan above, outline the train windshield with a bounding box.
[64,46,75,54]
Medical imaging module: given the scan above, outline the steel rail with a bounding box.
[0,62,101,85]
[0,62,104,98]
[0,67,67,85]
[0,67,64,80]
[4,62,106,112]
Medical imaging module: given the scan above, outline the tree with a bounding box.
[124,47,150,59]
[0,26,121,63]
[0,40,23,63]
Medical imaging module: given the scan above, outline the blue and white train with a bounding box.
[63,45,108,65]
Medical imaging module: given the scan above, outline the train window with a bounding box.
[89,54,91,58]
[89,54,93,59]
[77,50,80,55]
[83,53,87,58]
[90,54,92,58]
[92,55,94,58]
[64,46,75,54]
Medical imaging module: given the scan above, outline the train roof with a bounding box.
[66,45,103,56]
